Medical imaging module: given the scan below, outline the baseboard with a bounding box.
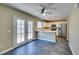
[0,48,14,55]
[69,42,73,55]
[0,39,37,55]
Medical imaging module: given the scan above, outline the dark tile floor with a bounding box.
[3,38,72,55]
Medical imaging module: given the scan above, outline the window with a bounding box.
[17,19,25,44]
[37,21,43,28]
[28,21,33,40]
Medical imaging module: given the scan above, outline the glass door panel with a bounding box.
[28,21,33,40]
[17,19,25,44]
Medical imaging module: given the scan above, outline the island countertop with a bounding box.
[36,28,56,42]
[35,28,56,32]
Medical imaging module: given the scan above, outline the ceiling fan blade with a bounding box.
[36,10,41,11]
[47,7,57,10]
[46,12,52,14]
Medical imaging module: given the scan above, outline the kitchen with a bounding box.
[36,20,67,42]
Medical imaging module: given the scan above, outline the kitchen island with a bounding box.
[36,28,56,42]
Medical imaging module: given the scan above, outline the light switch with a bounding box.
[8,30,11,33]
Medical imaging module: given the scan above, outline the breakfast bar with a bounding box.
[36,28,56,42]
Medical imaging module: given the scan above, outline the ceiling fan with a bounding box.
[39,3,56,16]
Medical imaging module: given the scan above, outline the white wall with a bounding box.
[69,6,79,54]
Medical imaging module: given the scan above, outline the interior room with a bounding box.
[0,3,79,55]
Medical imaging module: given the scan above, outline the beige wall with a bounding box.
[0,5,40,52]
[67,17,69,40]
[69,6,79,54]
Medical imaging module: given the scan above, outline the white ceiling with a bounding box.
[4,3,73,20]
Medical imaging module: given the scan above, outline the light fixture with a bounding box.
[43,12,46,16]
[44,9,47,12]
[42,8,47,16]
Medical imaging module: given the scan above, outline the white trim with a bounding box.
[0,39,37,55]
[69,42,73,55]
[0,48,14,55]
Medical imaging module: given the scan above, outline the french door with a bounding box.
[13,17,25,47]
[16,19,25,44]
[13,17,34,47]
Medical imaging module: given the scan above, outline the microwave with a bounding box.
[51,24,57,30]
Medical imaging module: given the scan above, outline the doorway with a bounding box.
[56,23,67,39]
